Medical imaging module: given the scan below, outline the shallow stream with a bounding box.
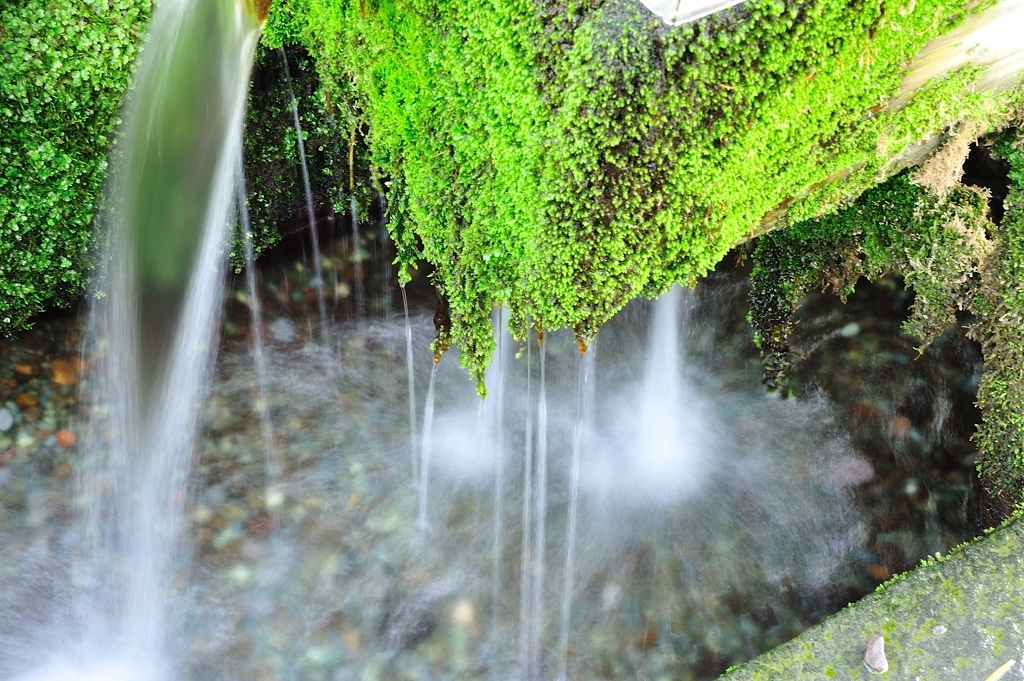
[0,231,985,680]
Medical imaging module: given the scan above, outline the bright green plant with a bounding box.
[265,0,1020,391]
[749,171,992,387]
[0,0,150,333]
[970,131,1024,508]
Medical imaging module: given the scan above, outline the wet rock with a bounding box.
[244,511,274,538]
[14,393,38,409]
[55,430,76,449]
[867,564,892,580]
[890,415,912,438]
[840,322,861,337]
[380,594,438,657]
[864,634,888,674]
[13,363,37,376]
[269,317,297,343]
[21,406,41,424]
[50,358,81,387]
[0,409,12,432]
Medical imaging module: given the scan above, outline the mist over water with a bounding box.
[1,263,975,678]
[2,0,264,679]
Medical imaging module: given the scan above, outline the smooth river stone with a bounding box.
[864,634,888,674]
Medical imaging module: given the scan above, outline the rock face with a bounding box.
[864,634,889,674]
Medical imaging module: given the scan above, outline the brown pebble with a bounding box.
[244,511,274,539]
[15,393,38,408]
[53,461,73,478]
[0,450,13,465]
[868,564,892,580]
[864,634,888,674]
[14,363,37,376]
[56,430,76,448]
[50,358,82,387]
[891,415,912,438]
[21,406,41,424]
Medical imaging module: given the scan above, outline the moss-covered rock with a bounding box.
[969,131,1024,510]
[0,1,354,331]
[749,128,1024,508]
[265,0,1023,391]
[749,171,992,389]
[720,511,1024,680]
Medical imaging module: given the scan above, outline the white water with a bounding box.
[530,336,549,680]
[489,308,510,646]
[418,362,440,532]
[237,159,282,523]
[518,329,534,676]
[402,284,419,483]
[557,345,594,681]
[11,1,264,678]
[279,47,328,336]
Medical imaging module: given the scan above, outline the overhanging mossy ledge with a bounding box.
[262,0,1024,394]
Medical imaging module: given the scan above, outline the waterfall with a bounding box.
[490,307,509,647]
[19,1,266,678]
[351,195,365,317]
[518,329,534,677]
[530,334,548,679]
[557,342,595,681]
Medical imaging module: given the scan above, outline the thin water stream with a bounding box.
[279,47,328,336]
[237,159,282,523]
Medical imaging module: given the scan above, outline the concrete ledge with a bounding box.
[720,517,1024,680]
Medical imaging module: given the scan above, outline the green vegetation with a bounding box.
[749,128,1024,508]
[0,0,149,333]
[749,170,991,388]
[0,0,352,329]
[970,131,1024,507]
[265,0,1019,390]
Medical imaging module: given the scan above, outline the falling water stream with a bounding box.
[530,335,550,680]
[7,0,265,678]
[237,160,282,523]
[557,344,594,681]
[402,284,419,483]
[518,330,534,676]
[279,47,328,336]
[418,362,439,533]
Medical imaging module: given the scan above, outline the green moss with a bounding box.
[0,2,361,331]
[239,44,367,268]
[749,128,1024,505]
[266,0,1018,391]
[0,0,150,333]
[749,171,992,387]
[969,131,1024,509]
